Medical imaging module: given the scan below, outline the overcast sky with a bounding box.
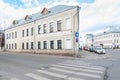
[0,0,120,34]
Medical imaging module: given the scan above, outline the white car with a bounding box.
[94,47,105,54]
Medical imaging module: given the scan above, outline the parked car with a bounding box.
[94,47,105,54]
[83,46,89,51]
[88,47,95,52]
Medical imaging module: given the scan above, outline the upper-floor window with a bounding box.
[7,34,8,39]
[43,24,47,33]
[15,32,17,38]
[22,30,24,37]
[27,29,29,36]
[57,40,62,49]
[12,32,14,39]
[65,18,71,29]
[50,22,53,33]
[9,33,11,39]
[57,20,61,31]
[38,25,41,34]
[31,27,34,36]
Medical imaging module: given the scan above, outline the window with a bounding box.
[57,20,61,31]
[66,18,71,29]
[15,32,17,38]
[9,44,11,49]
[31,27,33,36]
[22,43,24,49]
[43,24,47,33]
[15,43,17,49]
[12,32,14,39]
[65,39,72,49]
[50,40,54,49]
[43,41,47,49]
[50,22,53,32]
[26,29,29,36]
[38,25,41,34]
[22,30,24,37]
[6,44,8,49]
[12,44,14,49]
[31,42,34,49]
[26,42,29,49]
[7,34,8,39]
[57,40,62,49]
[9,33,11,39]
[38,41,41,49]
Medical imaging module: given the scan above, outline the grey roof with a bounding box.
[95,26,120,37]
[6,5,78,30]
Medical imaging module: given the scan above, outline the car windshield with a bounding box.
[96,48,102,50]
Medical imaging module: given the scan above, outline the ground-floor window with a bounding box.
[15,43,17,49]
[9,44,11,49]
[31,42,34,49]
[57,40,62,49]
[50,40,54,49]
[26,42,29,49]
[12,44,14,49]
[22,43,24,49]
[38,41,41,49]
[43,41,47,49]
[6,44,8,49]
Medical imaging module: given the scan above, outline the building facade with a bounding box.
[5,5,80,54]
[87,26,120,48]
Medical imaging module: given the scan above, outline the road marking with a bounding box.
[25,73,51,80]
[52,64,103,74]
[57,63,104,71]
[50,67,101,79]
[67,77,85,80]
[37,69,67,78]
[10,78,20,80]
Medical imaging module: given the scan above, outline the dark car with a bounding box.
[88,47,95,52]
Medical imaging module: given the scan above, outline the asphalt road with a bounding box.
[0,49,119,80]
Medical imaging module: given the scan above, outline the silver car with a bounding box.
[94,47,105,54]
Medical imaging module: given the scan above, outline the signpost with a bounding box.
[75,32,79,57]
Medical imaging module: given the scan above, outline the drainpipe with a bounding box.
[73,6,80,57]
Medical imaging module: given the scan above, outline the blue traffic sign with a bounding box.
[75,32,79,37]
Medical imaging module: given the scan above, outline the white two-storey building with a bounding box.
[5,5,80,55]
[87,26,120,48]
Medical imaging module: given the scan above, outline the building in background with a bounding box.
[93,26,120,48]
[5,5,80,54]
[84,34,94,47]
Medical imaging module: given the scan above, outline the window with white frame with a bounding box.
[43,24,47,33]
[57,40,62,49]
[50,22,53,32]
[38,41,41,49]
[31,27,34,36]
[38,25,41,34]
[65,18,71,30]
[26,29,29,36]
[43,41,47,49]
[31,42,34,49]
[22,30,24,37]
[65,39,72,49]
[57,20,61,31]
[26,42,29,49]
[50,40,54,49]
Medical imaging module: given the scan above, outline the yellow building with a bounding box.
[5,5,80,55]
